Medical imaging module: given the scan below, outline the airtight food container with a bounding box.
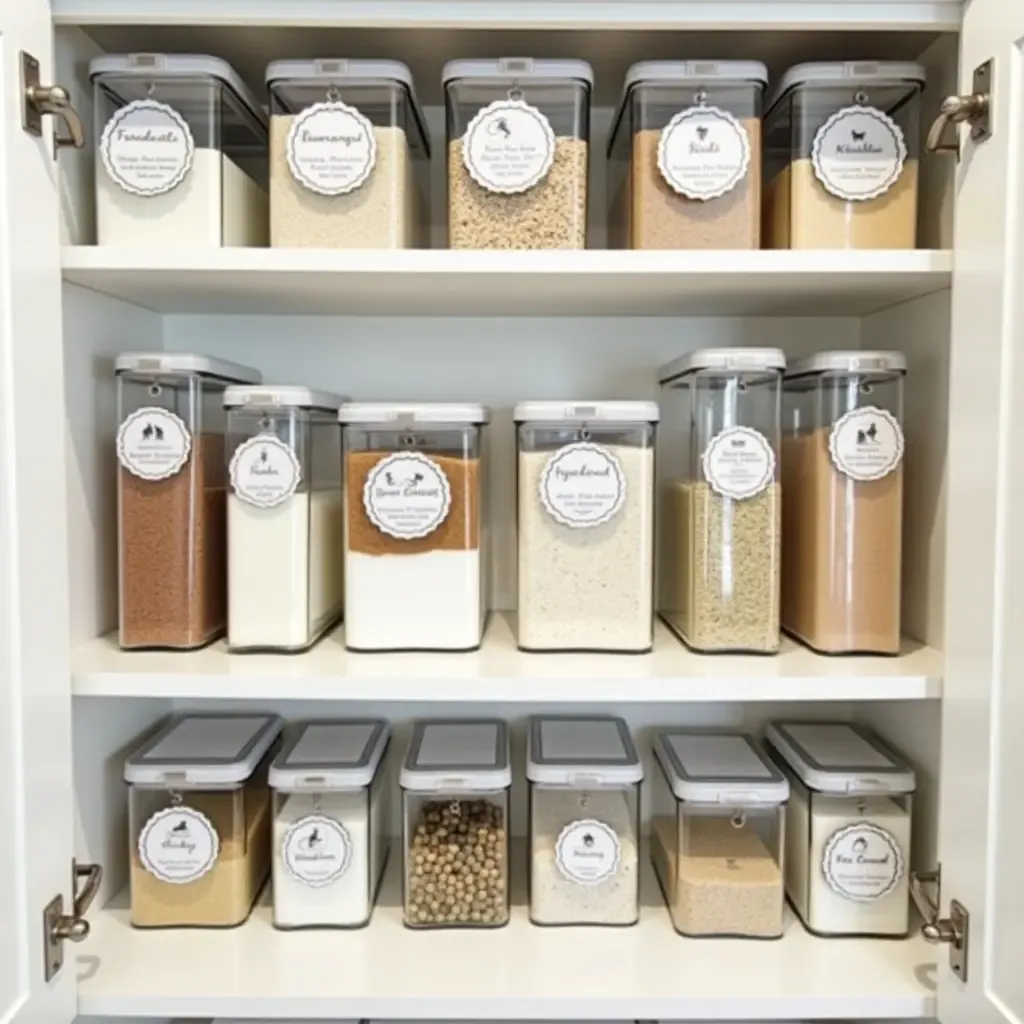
[765,721,915,937]
[225,386,345,653]
[763,62,925,250]
[658,349,784,654]
[125,713,282,928]
[651,729,788,939]
[782,352,906,655]
[90,54,269,247]
[401,719,511,929]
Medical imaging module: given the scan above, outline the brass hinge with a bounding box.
[910,867,970,982]
[43,861,102,982]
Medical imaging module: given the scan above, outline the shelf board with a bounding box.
[60,247,952,318]
[71,614,942,702]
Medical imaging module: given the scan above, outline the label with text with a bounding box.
[658,106,751,201]
[555,819,621,885]
[117,407,192,481]
[229,435,302,508]
[100,99,194,197]
[812,105,907,202]
[282,814,352,887]
[540,442,627,528]
[286,101,377,196]
[702,426,775,500]
[364,452,452,539]
[462,100,556,194]
[822,822,904,902]
[138,806,220,884]
[829,406,904,481]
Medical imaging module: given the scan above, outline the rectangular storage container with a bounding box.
[225,386,345,652]
[658,349,784,654]
[401,719,510,929]
[339,403,488,652]
[527,715,641,926]
[269,719,391,929]
[608,61,768,250]
[116,353,261,650]
[765,721,915,937]
[515,401,657,652]
[91,54,268,247]
[651,729,788,939]
[267,59,431,249]
[125,712,282,928]
[444,58,593,249]
[763,62,925,250]
[782,352,906,654]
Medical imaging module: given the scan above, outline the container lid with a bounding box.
[269,719,390,791]
[401,719,511,791]
[224,385,345,412]
[785,350,907,378]
[115,352,262,385]
[659,347,786,383]
[266,58,415,92]
[124,713,283,787]
[513,400,659,423]
[653,730,790,805]
[442,58,594,88]
[338,402,490,425]
[622,60,769,92]
[527,715,643,785]
[768,61,926,113]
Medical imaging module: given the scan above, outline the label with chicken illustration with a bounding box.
[829,406,904,481]
[138,806,220,884]
[812,105,907,202]
[462,99,556,194]
[363,451,452,539]
[117,407,192,481]
[555,819,621,885]
[229,434,302,509]
[282,814,352,887]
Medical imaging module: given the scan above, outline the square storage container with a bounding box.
[91,54,268,247]
[339,403,489,652]
[269,719,391,929]
[658,349,784,654]
[444,58,593,249]
[515,401,658,652]
[608,61,768,250]
[651,729,789,939]
[225,386,345,652]
[401,719,510,928]
[125,712,282,928]
[782,352,906,655]
[763,62,925,250]
[267,59,431,249]
[116,353,261,650]
[527,715,642,927]
[765,721,915,937]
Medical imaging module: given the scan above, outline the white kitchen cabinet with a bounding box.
[1,0,1022,1022]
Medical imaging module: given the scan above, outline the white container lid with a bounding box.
[514,400,659,423]
[269,719,390,792]
[768,61,926,114]
[401,719,511,792]
[124,713,283,788]
[765,721,916,795]
[115,352,262,385]
[622,60,769,92]
[224,385,345,412]
[526,715,643,786]
[659,348,786,384]
[785,350,907,378]
[443,58,595,88]
[338,402,489,425]
[266,58,415,92]
[653,730,790,805]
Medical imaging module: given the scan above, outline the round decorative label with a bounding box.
[281,814,352,887]
[540,442,627,528]
[555,819,621,886]
[286,101,377,196]
[117,407,192,481]
[829,406,904,482]
[657,106,751,201]
[812,105,908,202]
[822,822,904,902]
[100,99,194,197]
[138,806,220,884]
[462,99,556,194]
[702,426,775,500]
[228,435,302,509]
[363,452,452,540]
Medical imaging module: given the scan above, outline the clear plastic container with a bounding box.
[657,349,784,654]
[339,403,489,652]
[444,58,593,249]
[401,719,511,929]
[116,353,261,650]
[125,712,282,928]
[765,721,915,937]
[515,401,658,653]
[267,59,431,249]
[527,715,642,927]
[651,729,789,939]
[269,719,390,929]
[782,352,906,655]
[225,386,345,652]
[90,54,268,247]
[608,61,768,250]
[763,62,925,250]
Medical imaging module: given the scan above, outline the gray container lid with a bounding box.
[767,61,926,115]
[622,60,769,92]
[443,57,594,88]
[659,347,786,384]
[269,719,390,792]
[401,719,511,792]
[338,402,489,425]
[527,715,642,785]
[115,352,262,385]
[785,350,907,379]
[514,400,659,423]
[224,385,345,412]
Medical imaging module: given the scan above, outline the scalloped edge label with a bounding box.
[229,434,302,508]
[286,101,377,196]
[539,442,627,528]
[829,406,904,482]
[363,451,452,539]
[138,806,220,885]
[281,814,353,887]
[701,426,775,501]
[822,822,904,902]
[117,407,192,481]
[100,99,194,197]
[658,105,751,201]
[812,105,908,202]
[555,819,622,885]
[462,99,556,194]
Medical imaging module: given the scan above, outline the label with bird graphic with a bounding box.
[822,822,904,902]
[812,105,907,202]
[555,819,621,885]
[657,105,751,201]
[229,434,302,508]
[829,406,904,482]
[117,407,192,481]
[282,814,352,887]
[462,98,556,194]
[363,451,452,539]
[138,805,220,884]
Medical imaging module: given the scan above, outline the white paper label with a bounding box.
[829,406,904,482]
[540,442,626,528]
[100,99,194,197]
[822,822,904,902]
[117,407,192,481]
[462,99,556,194]
[228,435,301,509]
[286,101,377,196]
[281,814,352,887]
[555,819,621,886]
[702,426,775,500]
[363,452,452,540]
[812,105,908,202]
[658,106,751,201]
[138,806,220,884]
